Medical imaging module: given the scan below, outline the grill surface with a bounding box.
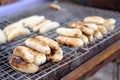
[0,1,120,80]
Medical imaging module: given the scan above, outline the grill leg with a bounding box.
[112,58,120,80]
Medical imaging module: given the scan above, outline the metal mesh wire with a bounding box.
[0,2,120,80]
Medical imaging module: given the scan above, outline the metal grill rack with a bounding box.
[0,2,120,80]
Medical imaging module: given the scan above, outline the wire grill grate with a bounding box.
[0,2,120,80]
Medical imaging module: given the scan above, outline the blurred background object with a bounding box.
[0,0,16,5]
[0,0,48,16]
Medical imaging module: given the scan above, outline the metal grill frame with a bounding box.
[0,2,120,80]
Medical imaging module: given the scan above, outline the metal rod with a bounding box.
[116,59,120,80]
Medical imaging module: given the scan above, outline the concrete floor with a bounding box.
[84,63,120,80]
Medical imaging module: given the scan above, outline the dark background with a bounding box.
[0,0,120,11]
[61,0,120,11]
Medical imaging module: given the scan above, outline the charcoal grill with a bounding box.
[0,1,120,80]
